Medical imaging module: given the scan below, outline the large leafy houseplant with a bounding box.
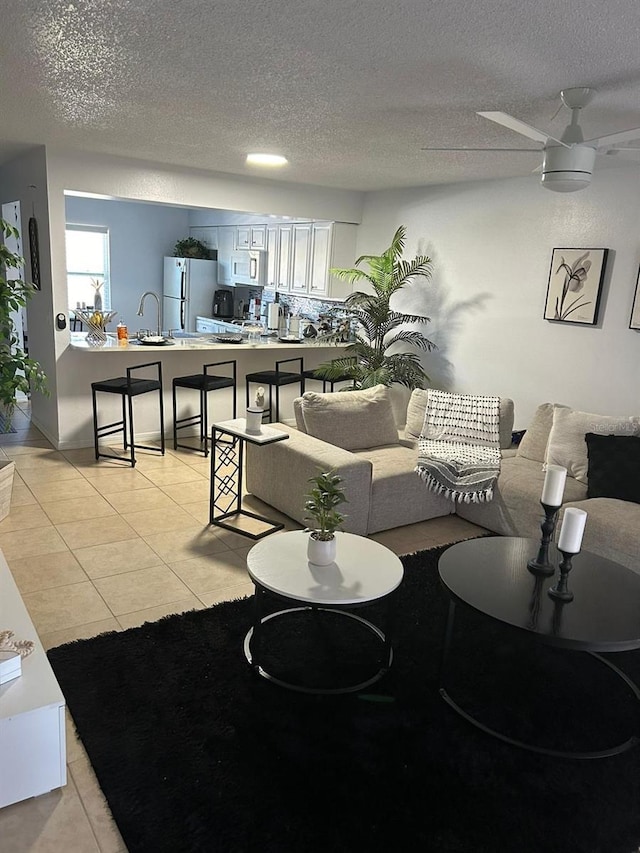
[0,218,47,431]
[173,238,212,260]
[315,225,435,389]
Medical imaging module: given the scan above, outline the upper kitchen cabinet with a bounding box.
[234,224,266,250]
[267,224,293,292]
[290,224,312,295]
[217,226,235,285]
[291,222,358,300]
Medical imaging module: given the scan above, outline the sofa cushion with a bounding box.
[351,444,453,533]
[455,455,588,537]
[546,406,640,484]
[405,389,514,449]
[516,402,568,462]
[562,498,640,573]
[299,385,399,451]
[585,433,640,503]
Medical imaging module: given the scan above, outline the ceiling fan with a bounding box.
[423,87,640,192]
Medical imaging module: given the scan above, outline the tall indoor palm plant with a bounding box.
[315,225,435,389]
[0,217,47,431]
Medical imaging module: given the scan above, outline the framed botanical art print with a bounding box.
[630,267,640,330]
[543,248,608,325]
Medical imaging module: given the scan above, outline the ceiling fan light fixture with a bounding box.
[540,144,596,192]
[246,153,288,167]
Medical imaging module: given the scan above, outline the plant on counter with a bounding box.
[314,225,435,390]
[304,469,347,566]
[173,238,212,260]
[0,218,48,432]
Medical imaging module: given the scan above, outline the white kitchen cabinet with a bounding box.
[217,226,236,285]
[266,225,279,289]
[235,226,251,250]
[308,222,358,300]
[275,225,293,292]
[234,225,266,250]
[0,550,66,808]
[195,316,229,334]
[290,224,312,294]
[250,225,266,249]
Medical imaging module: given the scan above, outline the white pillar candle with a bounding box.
[558,507,588,553]
[541,465,567,506]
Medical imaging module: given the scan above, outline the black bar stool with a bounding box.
[172,360,237,457]
[245,356,305,423]
[91,361,164,467]
[302,362,355,393]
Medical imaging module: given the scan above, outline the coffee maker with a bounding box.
[213,289,234,318]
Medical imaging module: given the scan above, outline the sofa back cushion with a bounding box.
[298,385,399,451]
[545,406,640,484]
[585,433,640,502]
[516,403,563,462]
[405,389,515,449]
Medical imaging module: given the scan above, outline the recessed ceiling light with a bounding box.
[246,153,288,167]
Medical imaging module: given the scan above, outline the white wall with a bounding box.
[65,196,190,327]
[357,166,640,428]
[0,147,59,437]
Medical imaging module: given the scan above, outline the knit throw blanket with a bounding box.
[415,390,501,503]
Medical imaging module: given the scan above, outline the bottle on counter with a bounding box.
[117,320,128,343]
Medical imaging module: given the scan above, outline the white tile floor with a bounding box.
[0,402,487,852]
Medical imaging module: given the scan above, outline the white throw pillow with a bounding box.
[546,406,640,484]
[300,385,399,451]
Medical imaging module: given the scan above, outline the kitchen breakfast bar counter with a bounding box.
[59,333,347,450]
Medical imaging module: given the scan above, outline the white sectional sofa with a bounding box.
[245,385,514,536]
[246,387,640,573]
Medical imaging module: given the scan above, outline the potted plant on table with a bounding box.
[314,225,436,392]
[304,470,347,566]
[0,217,48,518]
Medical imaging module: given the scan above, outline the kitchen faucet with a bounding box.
[136,291,162,337]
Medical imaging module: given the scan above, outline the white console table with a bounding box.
[0,550,66,808]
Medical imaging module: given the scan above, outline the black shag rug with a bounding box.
[48,543,640,853]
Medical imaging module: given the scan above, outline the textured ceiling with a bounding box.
[1,0,640,191]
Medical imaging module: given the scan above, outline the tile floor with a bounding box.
[0,402,487,853]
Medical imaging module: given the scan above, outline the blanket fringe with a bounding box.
[415,466,494,504]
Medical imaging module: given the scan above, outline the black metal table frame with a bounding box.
[209,426,286,540]
[244,581,398,694]
[438,597,640,760]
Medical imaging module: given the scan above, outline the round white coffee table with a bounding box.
[244,530,404,694]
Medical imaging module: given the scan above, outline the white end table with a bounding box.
[244,530,404,694]
[209,418,289,539]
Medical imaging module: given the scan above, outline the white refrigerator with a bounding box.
[163,257,218,332]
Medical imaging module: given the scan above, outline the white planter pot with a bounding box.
[245,407,263,434]
[307,534,336,566]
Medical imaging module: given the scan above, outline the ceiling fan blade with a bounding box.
[586,127,640,148]
[601,148,640,158]
[477,111,570,148]
[420,147,540,152]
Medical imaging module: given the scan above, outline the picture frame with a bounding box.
[630,266,640,330]
[28,216,41,290]
[543,248,608,325]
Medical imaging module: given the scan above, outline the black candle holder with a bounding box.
[527,502,560,576]
[548,549,576,602]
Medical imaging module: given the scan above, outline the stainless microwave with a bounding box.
[230,250,267,287]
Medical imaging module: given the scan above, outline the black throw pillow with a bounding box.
[585,432,640,502]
